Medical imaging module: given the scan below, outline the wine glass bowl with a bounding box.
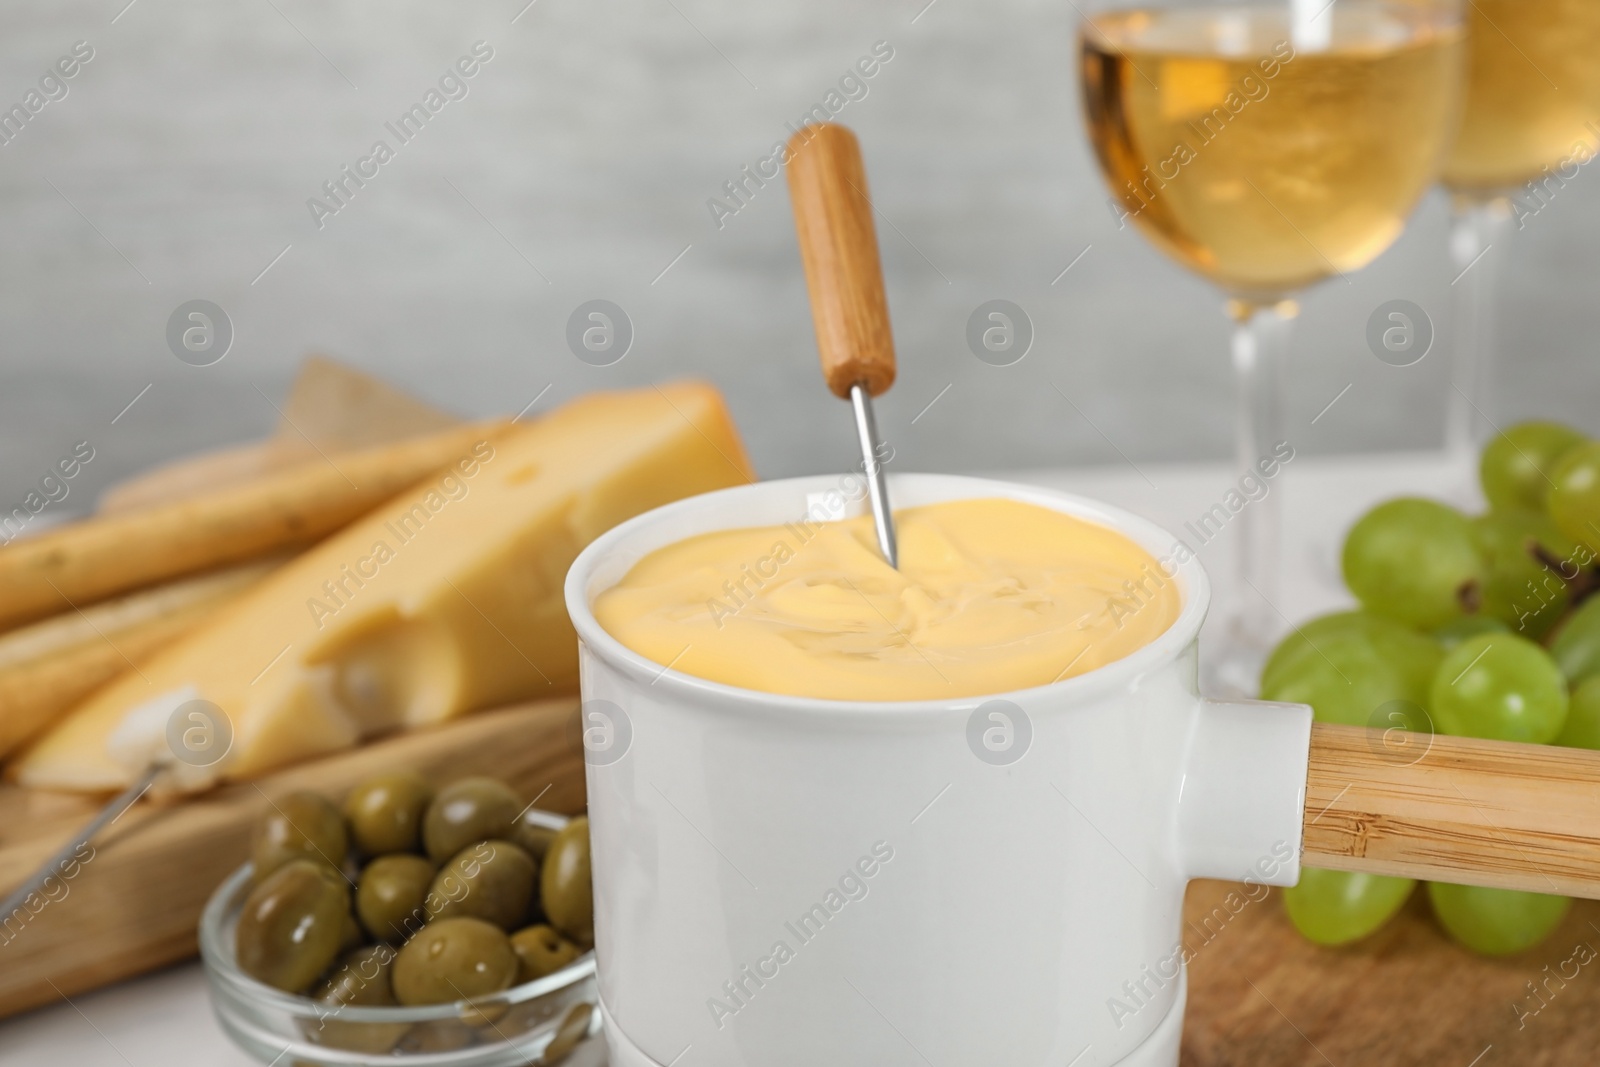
[1081,2,1463,304]
[1440,0,1600,197]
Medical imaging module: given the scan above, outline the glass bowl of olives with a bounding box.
[198,774,602,1066]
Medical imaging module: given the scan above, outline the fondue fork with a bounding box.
[785,123,899,568]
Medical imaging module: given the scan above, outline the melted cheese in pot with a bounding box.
[594,498,1182,701]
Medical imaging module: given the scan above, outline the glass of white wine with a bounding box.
[1438,0,1600,462]
[1078,0,1464,693]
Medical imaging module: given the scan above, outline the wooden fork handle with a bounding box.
[785,123,897,400]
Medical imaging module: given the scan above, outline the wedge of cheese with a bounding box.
[14,383,753,792]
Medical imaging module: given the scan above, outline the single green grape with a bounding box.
[1555,675,1600,749]
[1261,613,1441,729]
[1472,510,1580,640]
[1343,498,1487,630]
[1260,612,1371,696]
[1479,420,1585,514]
[1549,595,1600,686]
[1548,442,1600,553]
[1433,615,1508,650]
[1430,633,1568,744]
[1427,882,1570,957]
[1283,867,1415,946]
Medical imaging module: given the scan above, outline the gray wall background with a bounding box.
[2,0,1597,508]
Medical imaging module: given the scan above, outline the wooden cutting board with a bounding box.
[1181,878,1600,1065]
[0,698,583,1020]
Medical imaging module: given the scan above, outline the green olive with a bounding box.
[251,791,349,882]
[391,917,518,1006]
[510,811,560,862]
[509,924,582,983]
[343,772,434,856]
[542,1002,595,1065]
[541,817,593,945]
[314,944,398,1007]
[310,945,407,1053]
[235,859,350,993]
[427,840,536,930]
[396,1021,473,1054]
[422,778,523,863]
[339,910,365,952]
[356,854,435,943]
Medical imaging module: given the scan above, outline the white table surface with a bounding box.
[0,450,1478,1066]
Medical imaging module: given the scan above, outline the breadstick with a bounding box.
[0,560,280,759]
[0,421,505,630]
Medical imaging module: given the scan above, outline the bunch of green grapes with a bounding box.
[1267,420,1600,955]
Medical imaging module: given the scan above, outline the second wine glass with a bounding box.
[1438,0,1600,467]
[1079,0,1464,693]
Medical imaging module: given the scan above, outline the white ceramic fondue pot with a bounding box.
[564,473,1312,1067]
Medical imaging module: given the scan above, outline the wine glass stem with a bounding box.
[1445,195,1512,461]
[1229,299,1294,648]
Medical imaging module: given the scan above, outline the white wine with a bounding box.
[1081,4,1462,299]
[1441,0,1600,195]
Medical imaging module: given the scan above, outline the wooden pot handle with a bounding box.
[785,123,897,400]
[1303,722,1600,898]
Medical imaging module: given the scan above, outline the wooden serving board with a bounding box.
[1181,878,1600,1065]
[0,698,583,1020]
